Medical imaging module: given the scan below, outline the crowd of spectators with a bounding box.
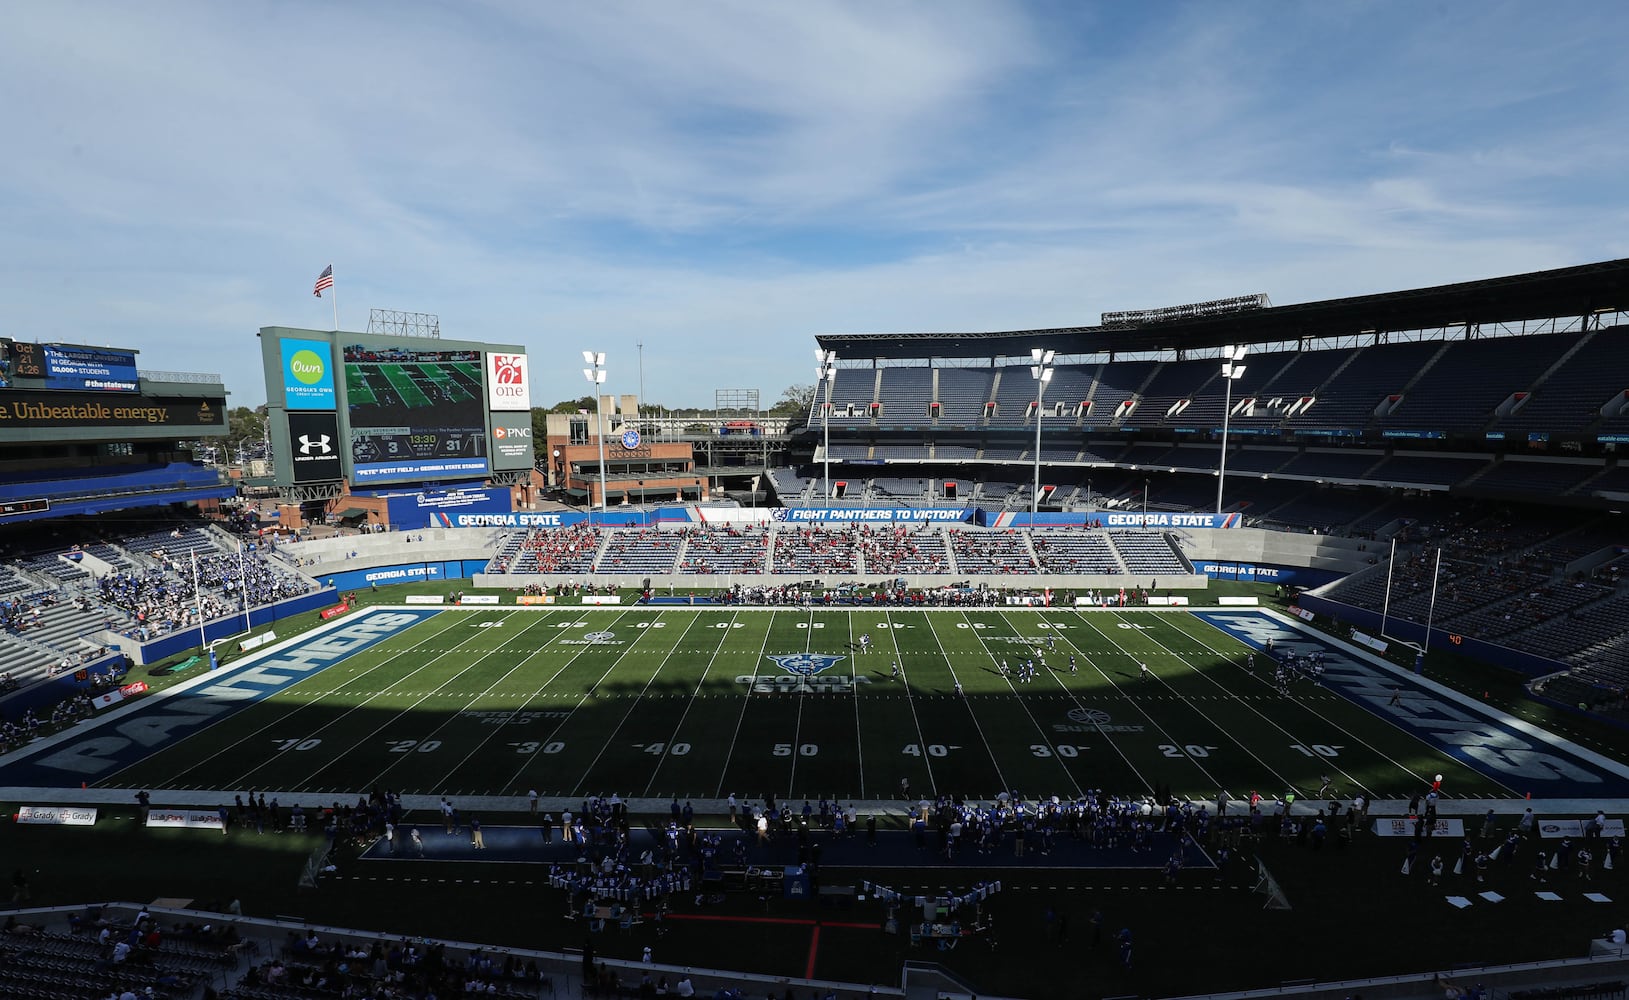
[236,926,547,999]
[0,666,128,752]
[675,524,770,574]
[853,524,949,575]
[509,525,603,574]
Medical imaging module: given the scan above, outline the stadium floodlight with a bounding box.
[1216,345,1248,516]
[584,352,609,511]
[816,350,838,500]
[1030,349,1055,519]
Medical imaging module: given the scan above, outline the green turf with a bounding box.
[99,606,1513,802]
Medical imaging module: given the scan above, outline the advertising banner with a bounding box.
[486,352,531,411]
[404,595,446,604]
[986,510,1242,529]
[16,805,97,826]
[145,809,226,833]
[1373,817,1464,838]
[279,338,336,410]
[91,689,126,710]
[452,511,590,529]
[344,340,487,484]
[517,594,556,605]
[773,508,975,524]
[457,594,501,605]
[1349,630,1390,655]
[288,411,343,483]
[490,417,536,471]
[319,603,351,620]
[1536,818,1625,839]
[0,392,227,430]
[42,345,139,392]
[385,488,512,528]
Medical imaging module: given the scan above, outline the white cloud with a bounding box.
[0,2,1626,411]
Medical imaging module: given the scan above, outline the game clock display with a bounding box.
[350,426,484,463]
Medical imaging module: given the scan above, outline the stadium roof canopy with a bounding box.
[813,257,1629,360]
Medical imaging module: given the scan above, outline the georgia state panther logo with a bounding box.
[584,631,616,643]
[1067,707,1113,726]
[766,653,845,676]
[298,434,333,455]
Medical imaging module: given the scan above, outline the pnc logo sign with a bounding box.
[493,425,532,440]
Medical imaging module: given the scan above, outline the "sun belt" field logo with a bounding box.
[765,653,845,676]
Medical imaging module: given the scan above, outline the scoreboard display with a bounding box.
[341,339,489,483]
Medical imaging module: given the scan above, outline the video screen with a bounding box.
[343,342,488,483]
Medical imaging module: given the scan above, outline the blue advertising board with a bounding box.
[279,337,336,410]
[42,345,139,392]
[983,510,1241,529]
[1197,562,1344,587]
[384,488,512,527]
[315,559,491,591]
[352,457,490,483]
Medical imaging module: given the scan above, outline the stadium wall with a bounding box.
[472,571,1208,591]
[1295,592,1572,677]
[1176,527,1375,576]
[314,560,493,592]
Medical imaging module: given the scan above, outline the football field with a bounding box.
[16,606,1627,803]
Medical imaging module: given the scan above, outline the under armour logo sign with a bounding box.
[298,434,333,455]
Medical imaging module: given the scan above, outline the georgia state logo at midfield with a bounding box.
[766,653,845,676]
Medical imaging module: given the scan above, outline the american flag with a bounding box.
[313,265,333,297]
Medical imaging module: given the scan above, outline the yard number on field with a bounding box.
[902,743,959,757]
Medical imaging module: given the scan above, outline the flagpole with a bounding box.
[331,266,339,330]
[192,549,205,652]
[239,542,250,633]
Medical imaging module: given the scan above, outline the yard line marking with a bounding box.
[365,609,592,793]
[1175,611,1486,795]
[108,607,476,789]
[989,609,1146,795]
[642,611,739,798]
[714,610,781,797]
[847,612,865,800]
[1095,609,1300,795]
[1061,608,1229,790]
[787,607,816,796]
[882,609,937,794]
[1124,610,1374,797]
[283,609,560,792]
[491,608,684,795]
[567,610,710,793]
[960,609,1081,797]
[919,611,1009,793]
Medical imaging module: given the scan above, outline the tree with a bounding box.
[548,396,598,414]
[228,405,266,444]
[772,383,816,415]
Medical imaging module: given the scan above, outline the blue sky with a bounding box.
[3,2,1627,410]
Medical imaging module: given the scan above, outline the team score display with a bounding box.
[902,744,959,757]
[1160,744,1216,758]
[387,740,441,753]
[1030,744,1087,758]
[1291,743,1343,757]
[773,743,819,757]
[272,738,322,751]
[508,741,566,754]
[635,742,691,756]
